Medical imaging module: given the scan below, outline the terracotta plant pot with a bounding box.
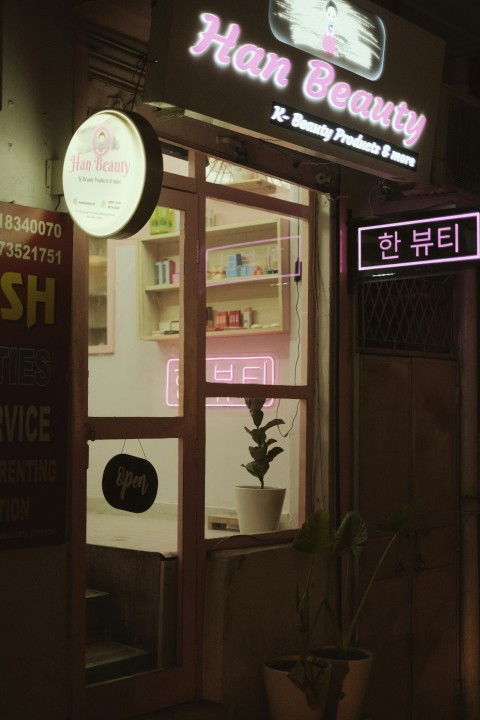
[313,647,372,720]
[263,655,332,720]
[235,485,286,533]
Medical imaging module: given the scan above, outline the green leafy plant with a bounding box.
[292,503,419,661]
[288,510,333,708]
[241,398,285,488]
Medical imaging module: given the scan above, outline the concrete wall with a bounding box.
[0,2,74,717]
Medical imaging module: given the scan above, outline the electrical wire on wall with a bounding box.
[124,55,148,112]
[276,226,302,438]
[87,30,148,111]
[273,192,332,513]
[276,278,302,438]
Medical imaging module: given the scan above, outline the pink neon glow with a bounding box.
[188,11,427,149]
[190,13,291,88]
[357,211,480,272]
[206,234,300,286]
[303,59,426,147]
[166,355,276,407]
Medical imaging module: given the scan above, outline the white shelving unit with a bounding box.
[137,218,291,341]
[88,237,114,353]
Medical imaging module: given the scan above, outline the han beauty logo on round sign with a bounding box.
[102,453,158,513]
[63,109,163,239]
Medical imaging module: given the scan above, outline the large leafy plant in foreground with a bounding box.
[288,503,418,705]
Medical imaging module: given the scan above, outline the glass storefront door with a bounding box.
[84,186,200,717]
[73,147,323,719]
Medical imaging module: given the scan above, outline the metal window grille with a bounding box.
[357,275,455,355]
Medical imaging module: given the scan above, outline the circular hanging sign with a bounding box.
[62,109,163,239]
[102,453,158,514]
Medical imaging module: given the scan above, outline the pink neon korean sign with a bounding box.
[353,210,480,281]
[166,355,276,407]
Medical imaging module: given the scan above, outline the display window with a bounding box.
[80,143,326,714]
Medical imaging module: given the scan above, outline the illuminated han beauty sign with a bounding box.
[269,0,386,81]
[63,110,163,239]
[167,355,276,407]
[189,12,426,149]
[145,0,445,181]
[354,211,480,281]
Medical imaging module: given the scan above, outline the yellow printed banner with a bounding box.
[0,202,73,548]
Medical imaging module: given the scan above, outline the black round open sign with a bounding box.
[102,453,158,513]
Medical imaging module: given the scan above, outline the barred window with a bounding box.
[357,276,455,355]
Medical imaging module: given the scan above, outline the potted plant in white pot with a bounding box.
[235,397,286,533]
[263,509,333,720]
[293,504,418,720]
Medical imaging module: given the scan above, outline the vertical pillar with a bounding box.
[458,268,480,719]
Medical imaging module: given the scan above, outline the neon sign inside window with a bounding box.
[206,235,300,286]
[166,355,276,407]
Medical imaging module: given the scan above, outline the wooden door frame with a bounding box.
[69,39,323,703]
[71,181,202,718]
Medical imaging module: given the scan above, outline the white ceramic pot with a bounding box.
[234,485,286,533]
[313,647,372,720]
[263,655,331,720]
